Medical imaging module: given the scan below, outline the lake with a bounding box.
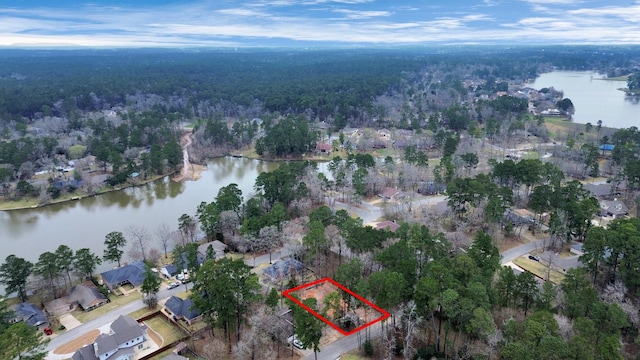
[528,71,639,129]
[0,157,281,277]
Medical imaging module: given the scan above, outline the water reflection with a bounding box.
[530,71,639,128]
[0,157,275,269]
[625,95,640,105]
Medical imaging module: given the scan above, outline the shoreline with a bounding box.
[0,154,331,212]
[0,172,175,212]
[0,172,176,212]
[1,114,608,212]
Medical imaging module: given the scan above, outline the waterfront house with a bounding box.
[13,302,49,330]
[101,261,146,291]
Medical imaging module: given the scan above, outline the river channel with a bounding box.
[0,157,281,272]
[528,70,639,129]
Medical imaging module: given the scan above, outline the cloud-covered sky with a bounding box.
[1,0,639,47]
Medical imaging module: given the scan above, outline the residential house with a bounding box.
[599,200,629,219]
[371,139,387,149]
[584,183,618,200]
[377,129,392,141]
[570,243,584,256]
[505,208,535,226]
[315,142,332,154]
[376,221,400,233]
[197,240,227,261]
[164,296,201,326]
[316,121,330,131]
[72,315,146,360]
[161,264,178,279]
[379,187,400,200]
[69,283,109,311]
[101,261,146,291]
[13,302,49,330]
[392,140,407,149]
[45,282,108,315]
[418,182,446,195]
[599,144,615,153]
[263,258,306,283]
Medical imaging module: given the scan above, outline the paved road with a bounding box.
[45,247,292,359]
[45,194,554,360]
[303,321,385,360]
[500,237,547,264]
[45,284,192,359]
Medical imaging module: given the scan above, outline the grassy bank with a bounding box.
[0,172,172,211]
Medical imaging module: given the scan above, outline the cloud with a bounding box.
[331,9,391,19]
[216,8,270,17]
[0,1,639,47]
[569,5,640,22]
[522,0,583,4]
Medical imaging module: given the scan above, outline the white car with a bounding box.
[293,337,305,349]
[167,282,180,289]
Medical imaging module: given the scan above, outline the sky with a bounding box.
[1,0,640,48]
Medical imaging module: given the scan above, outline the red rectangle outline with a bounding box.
[282,277,391,336]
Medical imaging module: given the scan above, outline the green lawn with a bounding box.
[73,292,142,323]
[342,354,366,360]
[145,315,186,345]
[127,307,156,320]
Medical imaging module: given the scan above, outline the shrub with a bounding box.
[363,339,374,357]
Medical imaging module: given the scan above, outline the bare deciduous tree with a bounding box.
[154,223,173,259]
[234,306,278,360]
[553,314,574,341]
[220,210,240,237]
[127,225,149,262]
[258,225,282,264]
[203,337,227,360]
[402,301,423,360]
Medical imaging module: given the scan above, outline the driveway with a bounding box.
[59,314,82,330]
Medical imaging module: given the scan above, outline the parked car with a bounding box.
[293,337,305,349]
[167,282,180,289]
[528,255,540,262]
[43,327,53,335]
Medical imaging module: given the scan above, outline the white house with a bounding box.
[72,315,146,360]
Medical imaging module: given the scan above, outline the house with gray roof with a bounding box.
[197,240,227,261]
[376,221,400,233]
[13,302,49,329]
[69,283,109,311]
[161,264,178,279]
[164,296,201,325]
[584,183,619,200]
[101,261,146,290]
[72,315,145,360]
[599,200,629,218]
[263,258,306,283]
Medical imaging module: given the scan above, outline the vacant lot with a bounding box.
[288,279,387,336]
